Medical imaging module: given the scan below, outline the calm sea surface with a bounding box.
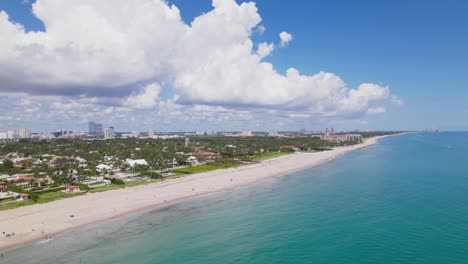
[4,133,468,263]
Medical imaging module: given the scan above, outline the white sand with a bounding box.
[0,136,388,251]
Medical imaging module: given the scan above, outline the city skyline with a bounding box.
[1,0,467,132]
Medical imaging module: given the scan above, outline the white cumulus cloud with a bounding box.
[0,0,401,128]
[257,42,275,58]
[279,31,293,47]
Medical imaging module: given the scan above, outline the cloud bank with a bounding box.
[0,0,402,130]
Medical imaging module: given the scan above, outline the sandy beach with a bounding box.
[0,135,390,252]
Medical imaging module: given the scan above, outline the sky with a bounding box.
[0,0,467,132]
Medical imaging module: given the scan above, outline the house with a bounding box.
[82,176,111,186]
[50,158,74,167]
[184,150,221,161]
[8,176,34,188]
[280,146,301,152]
[13,162,23,168]
[65,185,81,194]
[18,193,30,201]
[125,159,148,167]
[96,164,112,172]
[280,145,295,150]
[186,156,199,166]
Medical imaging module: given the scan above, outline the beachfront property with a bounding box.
[184,150,221,158]
[7,176,34,189]
[0,191,29,201]
[186,156,199,166]
[65,186,81,194]
[280,145,301,152]
[125,159,148,167]
[81,176,111,187]
[0,129,383,211]
[315,128,363,143]
[18,193,30,201]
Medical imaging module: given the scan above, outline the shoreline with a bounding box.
[0,134,398,252]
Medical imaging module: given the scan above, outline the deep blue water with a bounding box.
[4,133,468,263]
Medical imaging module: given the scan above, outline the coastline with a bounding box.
[0,134,396,252]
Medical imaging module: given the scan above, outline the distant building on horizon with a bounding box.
[321,128,362,143]
[104,127,115,139]
[19,128,31,139]
[6,130,17,139]
[52,130,73,138]
[240,130,253,137]
[88,121,103,137]
[149,129,155,138]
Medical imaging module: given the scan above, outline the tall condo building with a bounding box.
[88,121,103,137]
[6,130,17,139]
[149,129,155,138]
[19,128,31,138]
[104,127,115,139]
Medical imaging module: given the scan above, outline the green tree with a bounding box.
[2,159,13,170]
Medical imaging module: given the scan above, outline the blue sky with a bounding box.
[0,0,467,132]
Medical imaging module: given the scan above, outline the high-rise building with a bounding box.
[104,127,115,139]
[6,130,17,139]
[19,128,31,139]
[148,129,155,138]
[88,121,103,137]
[240,130,253,137]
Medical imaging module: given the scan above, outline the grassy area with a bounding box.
[172,162,240,175]
[37,191,85,203]
[0,191,85,211]
[89,184,125,193]
[244,151,293,162]
[124,180,158,188]
[0,200,35,210]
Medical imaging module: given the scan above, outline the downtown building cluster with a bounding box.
[0,128,31,139]
[89,121,115,139]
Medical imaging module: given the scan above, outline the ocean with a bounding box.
[3,132,468,263]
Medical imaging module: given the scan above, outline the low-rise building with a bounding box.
[125,159,148,167]
[96,164,113,172]
[280,145,301,152]
[82,176,111,186]
[18,193,30,201]
[184,150,221,158]
[65,185,81,194]
[186,156,199,166]
[7,176,34,188]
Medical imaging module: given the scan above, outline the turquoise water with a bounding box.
[4,133,468,263]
